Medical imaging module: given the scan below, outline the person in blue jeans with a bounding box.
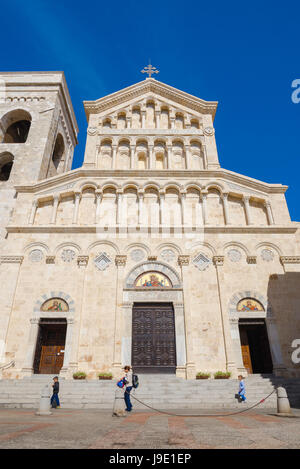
[51,376,60,408]
[123,366,133,412]
[238,375,246,403]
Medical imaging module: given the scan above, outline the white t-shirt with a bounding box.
[124,371,133,387]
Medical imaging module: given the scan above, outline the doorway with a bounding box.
[33,318,67,374]
[239,318,273,374]
[132,303,176,373]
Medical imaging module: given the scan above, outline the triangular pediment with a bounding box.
[84,78,218,120]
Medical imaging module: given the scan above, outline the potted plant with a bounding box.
[97,372,113,380]
[214,371,231,379]
[73,371,87,380]
[196,372,211,379]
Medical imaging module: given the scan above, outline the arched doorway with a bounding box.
[237,298,273,374]
[124,262,185,375]
[33,298,68,374]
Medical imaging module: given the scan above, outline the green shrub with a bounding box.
[73,371,87,379]
[214,371,231,379]
[196,372,211,378]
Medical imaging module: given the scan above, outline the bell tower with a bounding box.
[0,71,78,241]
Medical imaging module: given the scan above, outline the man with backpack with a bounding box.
[123,366,139,412]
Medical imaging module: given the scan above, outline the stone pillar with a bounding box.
[112,144,117,170]
[116,190,123,225]
[264,200,275,225]
[178,255,196,379]
[130,144,135,170]
[138,191,144,225]
[185,144,191,170]
[222,193,231,225]
[50,195,59,225]
[201,192,207,225]
[112,255,127,377]
[72,192,81,224]
[265,316,287,376]
[170,112,175,129]
[155,109,160,129]
[243,196,253,225]
[141,109,146,128]
[213,256,237,376]
[149,145,154,170]
[173,303,187,379]
[180,191,187,226]
[60,318,75,377]
[29,199,38,225]
[126,116,131,129]
[159,190,165,226]
[229,318,247,375]
[167,145,172,170]
[22,318,40,376]
[95,190,102,224]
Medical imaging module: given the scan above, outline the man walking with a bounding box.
[51,376,60,408]
[123,366,133,412]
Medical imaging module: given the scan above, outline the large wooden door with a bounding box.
[34,320,67,374]
[240,329,253,374]
[132,303,176,373]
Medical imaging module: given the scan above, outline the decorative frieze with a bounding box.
[280,256,300,264]
[0,256,24,264]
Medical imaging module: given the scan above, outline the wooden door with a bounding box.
[39,346,65,374]
[37,323,66,374]
[132,303,176,373]
[239,328,253,374]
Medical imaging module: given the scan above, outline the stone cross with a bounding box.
[141,63,159,78]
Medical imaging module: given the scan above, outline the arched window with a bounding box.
[52,134,65,170]
[0,152,14,181]
[0,110,32,143]
[135,271,172,288]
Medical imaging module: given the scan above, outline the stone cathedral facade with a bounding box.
[0,71,300,380]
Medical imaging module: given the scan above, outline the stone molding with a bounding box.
[213,255,224,266]
[280,256,300,264]
[247,256,257,264]
[178,255,190,266]
[77,255,89,267]
[0,255,24,264]
[46,255,55,264]
[115,255,127,267]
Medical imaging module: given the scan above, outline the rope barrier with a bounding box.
[121,387,277,418]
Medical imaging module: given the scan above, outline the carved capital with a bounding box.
[178,255,190,266]
[46,256,55,264]
[115,255,127,267]
[213,255,224,266]
[77,255,89,267]
[247,256,257,264]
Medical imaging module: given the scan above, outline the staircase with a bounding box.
[0,374,299,410]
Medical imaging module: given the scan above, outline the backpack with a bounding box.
[132,374,139,389]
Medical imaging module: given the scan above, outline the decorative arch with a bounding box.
[155,242,182,256]
[255,242,282,257]
[87,240,120,255]
[125,261,182,289]
[54,242,81,256]
[125,242,151,256]
[0,108,32,143]
[33,291,75,316]
[189,241,216,256]
[228,290,273,318]
[223,241,250,257]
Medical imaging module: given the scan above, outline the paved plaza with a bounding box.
[0,407,299,449]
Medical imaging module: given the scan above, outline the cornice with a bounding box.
[5,225,297,234]
[14,168,288,196]
[83,79,218,120]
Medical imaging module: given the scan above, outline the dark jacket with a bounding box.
[52,382,59,394]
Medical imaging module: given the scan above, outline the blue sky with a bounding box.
[2,0,300,219]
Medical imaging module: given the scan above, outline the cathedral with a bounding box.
[0,70,299,381]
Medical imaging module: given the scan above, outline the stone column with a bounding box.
[178,255,196,379]
[95,190,102,224]
[112,144,117,170]
[22,318,40,376]
[29,199,38,225]
[222,193,231,225]
[180,191,187,226]
[201,192,207,225]
[60,318,75,377]
[155,109,160,129]
[126,116,131,129]
[159,190,165,226]
[213,256,237,376]
[116,190,123,225]
[141,108,146,128]
[50,195,59,225]
[112,255,127,377]
[138,191,144,225]
[167,145,172,170]
[185,144,191,170]
[170,112,175,129]
[130,144,135,170]
[149,144,154,170]
[243,196,253,225]
[72,192,81,224]
[264,200,275,225]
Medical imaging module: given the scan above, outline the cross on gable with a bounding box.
[141,63,159,78]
